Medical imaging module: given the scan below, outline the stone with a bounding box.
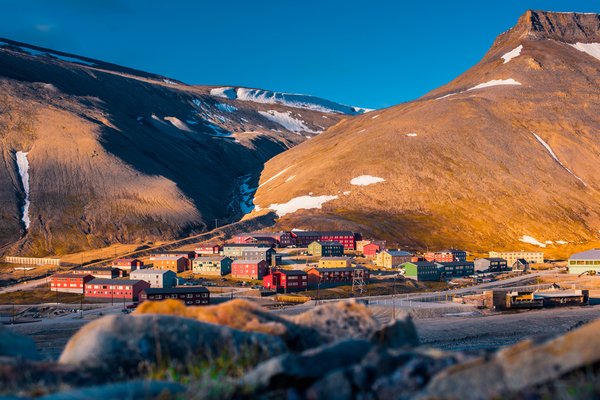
[0,324,39,360]
[370,312,419,348]
[135,298,322,351]
[422,318,600,399]
[59,313,286,375]
[240,339,373,393]
[291,300,379,343]
[39,380,185,400]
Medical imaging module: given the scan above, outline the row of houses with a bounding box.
[234,231,361,250]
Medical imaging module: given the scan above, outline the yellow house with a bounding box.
[318,257,352,268]
[375,250,412,268]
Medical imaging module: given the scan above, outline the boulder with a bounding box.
[422,318,600,399]
[0,324,39,360]
[291,300,379,343]
[370,312,419,348]
[135,299,322,351]
[240,339,373,393]
[59,313,286,376]
[39,380,185,400]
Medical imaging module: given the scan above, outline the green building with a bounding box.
[567,249,600,275]
[307,241,344,257]
[435,261,475,278]
[192,256,232,276]
[402,261,441,281]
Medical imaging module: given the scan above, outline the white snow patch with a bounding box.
[269,195,338,217]
[259,167,291,188]
[519,235,547,248]
[406,133,418,137]
[215,103,237,113]
[258,110,319,134]
[467,79,521,91]
[531,132,587,186]
[350,175,385,186]
[163,79,178,85]
[569,42,600,62]
[358,129,367,133]
[371,114,380,119]
[15,151,31,229]
[545,240,554,245]
[285,175,296,183]
[556,240,568,245]
[343,191,351,196]
[164,117,192,132]
[501,45,523,64]
[209,87,369,115]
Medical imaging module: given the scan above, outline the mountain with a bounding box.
[0,38,368,255]
[251,10,600,256]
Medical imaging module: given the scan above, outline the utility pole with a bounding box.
[392,275,396,321]
[215,219,218,230]
[80,293,84,319]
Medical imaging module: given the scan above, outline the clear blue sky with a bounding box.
[0,0,598,109]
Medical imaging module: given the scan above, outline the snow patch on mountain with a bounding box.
[406,133,418,137]
[15,151,31,230]
[215,103,237,113]
[569,42,600,62]
[259,110,319,134]
[164,117,192,132]
[519,235,546,248]
[269,194,339,217]
[0,40,96,66]
[351,175,385,186]
[531,132,587,186]
[285,175,296,183]
[501,45,523,63]
[468,79,521,91]
[259,167,291,188]
[210,86,370,115]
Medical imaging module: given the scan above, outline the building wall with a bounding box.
[318,259,351,268]
[154,258,187,273]
[489,251,544,265]
[231,261,268,279]
[85,281,150,301]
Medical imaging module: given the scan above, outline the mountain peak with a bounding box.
[509,10,600,43]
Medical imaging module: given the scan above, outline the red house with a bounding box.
[84,278,150,302]
[234,232,294,248]
[263,270,308,292]
[363,243,382,257]
[293,231,357,250]
[50,273,94,294]
[307,266,370,286]
[424,249,467,263]
[195,244,222,255]
[231,259,268,280]
[112,258,144,271]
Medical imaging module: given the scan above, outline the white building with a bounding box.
[129,268,176,288]
[488,251,544,266]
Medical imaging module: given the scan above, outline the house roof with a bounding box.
[72,266,118,272]
[130,269,173,275]
[271,269,307,276]
[384,250,412,256]
[88,278,146,285]
[223,243,270,248]
[435,261,474,267]
[194,256,229,262]
[310,266,368,273]
[232,259,265,265]
[569,249,600,261]
[311,241,344,246]
[480,258,507,262]
[113,258,139,263]
[403,261,436,267]
[142,287,209,295]
[150,251,194,256]
[53,273,92,279]
[151,256,186,261]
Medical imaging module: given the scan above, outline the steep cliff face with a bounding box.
[252,11,600,255]
[0,39,362,255]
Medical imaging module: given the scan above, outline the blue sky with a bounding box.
[0,1,598,109]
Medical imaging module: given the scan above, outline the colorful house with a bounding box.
[231,259,268,280]
[263,270,308,292]
[402,261,441,281]
[71,266,123,279]
[112,258,144,272]
[307,266,370,286]
[567,249,600,275]
[195,244,222,255]
[129,269,177,288]
[192,256,232,276]
[308,241,345,257]
[223,244,271,259]
[363,242,382,257]
[318,256,352,268]
[375,250,413,268]
[84,279,150,302]
[50,273,94,294]
[489,251,544,265]
[474,258,509,272]
[435,261,475,278]
[424,249,467,263]
[152,256,188,273]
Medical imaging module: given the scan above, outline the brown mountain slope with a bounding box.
[0,39,364,256]
[252,10,600,255]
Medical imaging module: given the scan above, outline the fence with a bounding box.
[4,256,61,266]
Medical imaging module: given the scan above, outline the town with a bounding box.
[3,230,597,313]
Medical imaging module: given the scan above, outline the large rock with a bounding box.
[370,313,419,348]
[422,318,600,399]
[240,339,373,393]
[0,324,39,360]
[59,313,286,375]
[135,298,322,351]
[40,380,185,400]
[291,300,379,343]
